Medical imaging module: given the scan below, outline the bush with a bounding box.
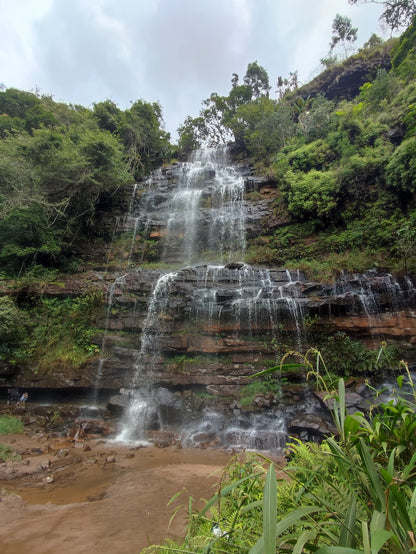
[386,136,416,193]
[0,297,31,363]
[148,368,416,553]
[287,139,334,172]
[0,415,24,434]
[285,169,339,218]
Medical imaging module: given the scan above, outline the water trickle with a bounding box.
[118,271,179,441]
[93,273,128,405]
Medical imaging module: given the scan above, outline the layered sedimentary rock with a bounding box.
[7,150,416,398]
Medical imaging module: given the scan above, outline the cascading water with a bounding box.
[107,148,416,450]
[118,272,179,442]
[115,147,291,447]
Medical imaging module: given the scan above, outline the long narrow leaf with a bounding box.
[293,529,318,554]
[315,547,364,553]
[339,495,357,548]
[263,464,277,554]
[362,521,370,554]
[249,506,326,554]
[388,482,413,532]
[338,378,346,440]
[402,449,416,481]
[249,362,305,379]
[357,438,386,510]
[198,473,259,517]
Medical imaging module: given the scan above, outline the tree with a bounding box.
[348,0,416,31]
[330,14,358,57]
[276,71,299,99]
[243,61,271,100]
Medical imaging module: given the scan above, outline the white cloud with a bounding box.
[0,0,387,138]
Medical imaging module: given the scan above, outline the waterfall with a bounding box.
[104,148,416,449]
[116,147,289,444]
[118,272,178,442]
[136,146,246,265]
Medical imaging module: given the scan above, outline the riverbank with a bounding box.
[0,431,241,554]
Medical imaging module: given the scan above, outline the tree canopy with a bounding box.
[0,88,173,274]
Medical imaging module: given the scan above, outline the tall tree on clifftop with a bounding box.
[243,61,271,100]
[330,14,358,58]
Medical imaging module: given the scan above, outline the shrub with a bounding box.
[0,415,24,434]
[285,169,339,218]
[386,136,416,193]
[148,367,416,553]
[0,444,21,462]
[286,139,335,172]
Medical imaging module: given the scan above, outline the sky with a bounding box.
[0,0,387,140]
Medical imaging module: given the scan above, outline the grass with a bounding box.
[0,444,21,462]
[0,415,24,434]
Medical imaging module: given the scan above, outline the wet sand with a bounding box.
[0,433,236,554]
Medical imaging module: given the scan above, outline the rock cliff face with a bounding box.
[11,153,416,396]
[297,42,394,101]
[6,149,415,448]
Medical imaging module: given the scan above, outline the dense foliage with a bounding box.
[0,290,102,373]
[144,366,416,553]
[0,90,172,275]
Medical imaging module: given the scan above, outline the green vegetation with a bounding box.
[0,89,173,277]
[239,377,280,407]
[0,444,21,462]
[144,363,416,553]
[0,292,102,373]
[178,16,416,277]
[0,415,24,434]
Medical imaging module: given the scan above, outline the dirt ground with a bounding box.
[0,432,237,554]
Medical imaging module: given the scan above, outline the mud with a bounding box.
[0,432,236,554]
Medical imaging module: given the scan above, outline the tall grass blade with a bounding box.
[263,464,277,554]
[315,546,364,553]
[293,530,318,553]
[362,522,371,554]
[339,495,357,547]
[338,378,346,441]
[198,473,259,517]
[249,506,326,554]
[357,438,386,510]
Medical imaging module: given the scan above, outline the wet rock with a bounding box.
[107,394,130,415]
[288,414,336,442]
[75,419,116,436]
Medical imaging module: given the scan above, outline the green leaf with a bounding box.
[370,529,393,553]
[263,464,277,554]
[293,529,318,554]
[362,521,371,554]
[198,473,259,517]
[339,495,357,547]
[249,506,326,554]
[315,547,364,553]
[357,438,386,510]
[338,378,346,437]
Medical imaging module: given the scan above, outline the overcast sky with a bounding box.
[0,0,386,140]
